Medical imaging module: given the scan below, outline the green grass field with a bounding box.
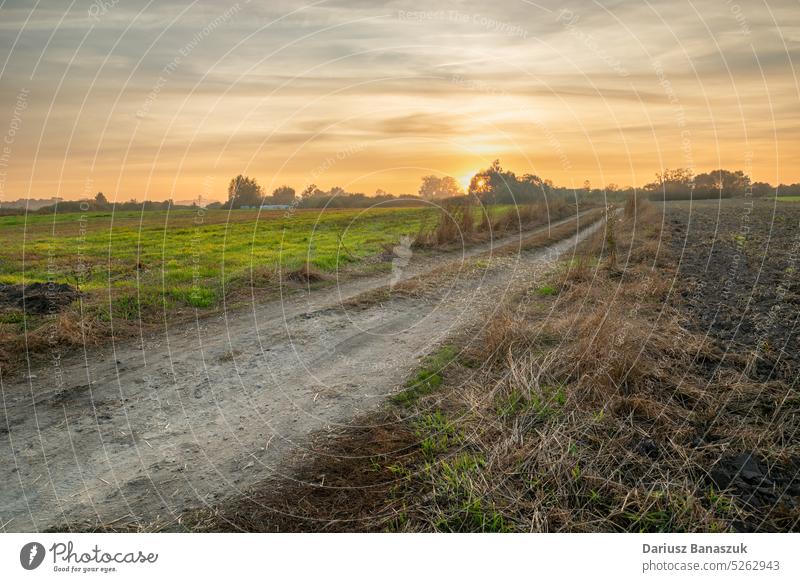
[776,195,800,202]
[0,207,435,330]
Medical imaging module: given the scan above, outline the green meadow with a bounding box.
[0,207,433,325]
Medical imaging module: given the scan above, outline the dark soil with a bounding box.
[709,452,800,530]
[668,199,800,530]
[0,282,79,314]
[668,200,800,382]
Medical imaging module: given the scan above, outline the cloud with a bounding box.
[1,0,798,199]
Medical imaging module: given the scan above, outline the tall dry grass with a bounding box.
[414,202,477,247]
[375,198,795,532]
[414,199,578,248]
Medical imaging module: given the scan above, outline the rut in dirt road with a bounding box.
[0,214,603,532]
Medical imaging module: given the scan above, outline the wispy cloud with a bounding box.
[0,0,797,200]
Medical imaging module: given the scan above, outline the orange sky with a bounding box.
[1,0,798,202]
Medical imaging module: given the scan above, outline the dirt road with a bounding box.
[0,213,603,532]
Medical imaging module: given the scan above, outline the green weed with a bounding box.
[536,284,557,296]
[392,345,459,405]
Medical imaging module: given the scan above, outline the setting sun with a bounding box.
[458,172,477,191]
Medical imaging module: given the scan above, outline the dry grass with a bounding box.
[414,199,580,249]
[369,199,797,533]
[15,309,119,357]
[284,262,330,285]
[337,209,605,311]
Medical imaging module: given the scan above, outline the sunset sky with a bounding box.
[0,0,798,202]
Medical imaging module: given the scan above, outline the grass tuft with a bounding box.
[392,345,458,405]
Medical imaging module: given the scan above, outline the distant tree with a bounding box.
[646,168,751,201]
[439,176,462,198]
[518,173,548,199]
[329,186,346,197]
[468,160,518,203]
[656,168,694,186]
[418,175,462,199]
[751,182,773,197]
[783,183,800,196]
[272,185,296,204]
[418,175,441,199]
[227,175,263,208]
[705,169,750,197]
[520,174,543,188]
[645,168,695,200]
[301,183,320,198]
[94,192,109,207]
[206,201,223,209]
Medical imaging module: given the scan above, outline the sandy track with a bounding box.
[0,214,602,532]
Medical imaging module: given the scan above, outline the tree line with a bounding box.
[216,174,422,209]
[464,161,788,203]
[6,162,796,216]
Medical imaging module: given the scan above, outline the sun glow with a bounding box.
[458,172,478,191]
